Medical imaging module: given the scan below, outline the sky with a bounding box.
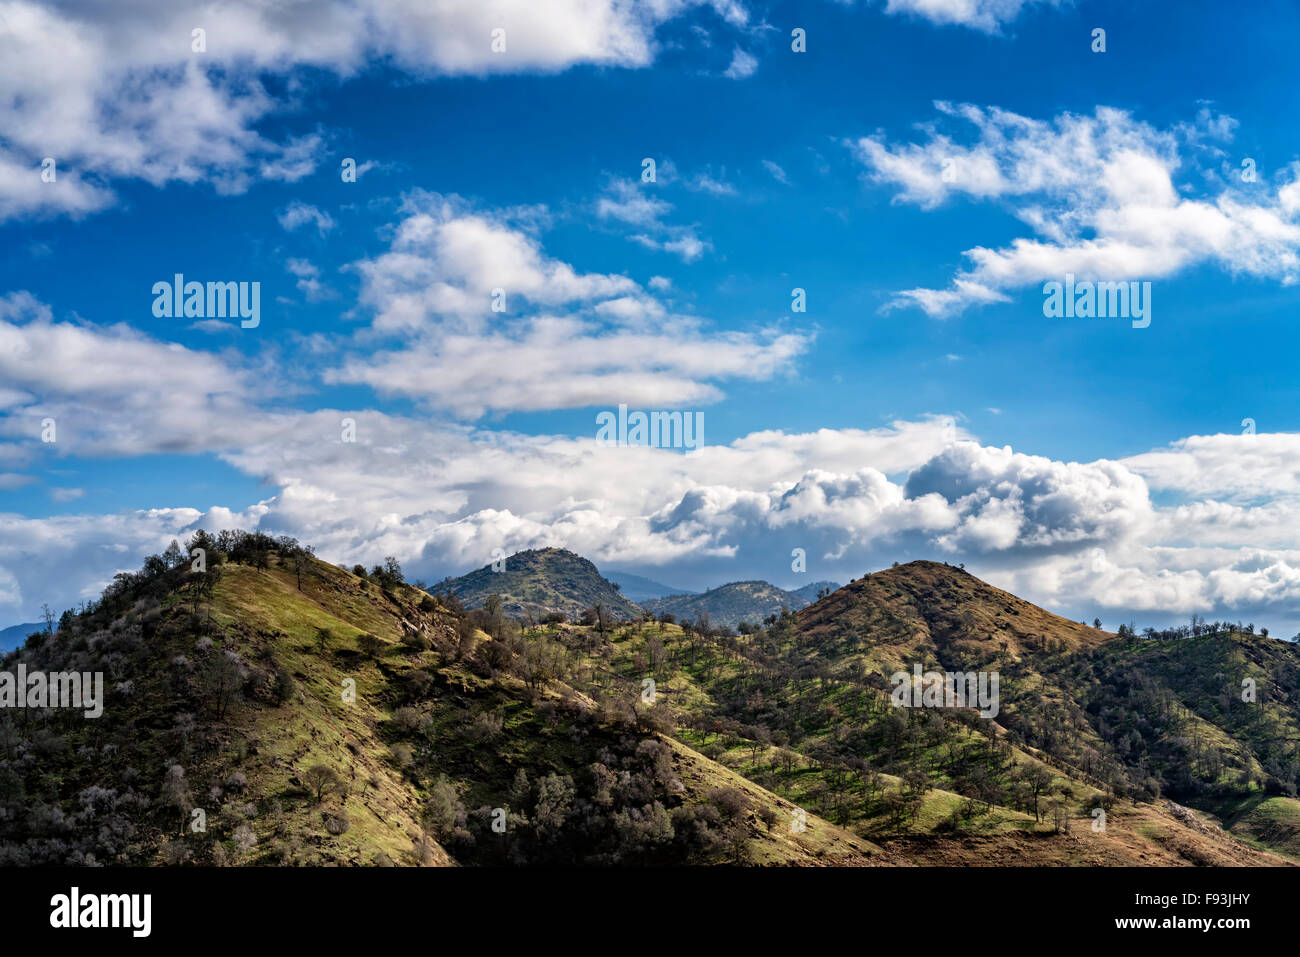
[2,0,1300,636]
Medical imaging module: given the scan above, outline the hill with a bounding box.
[642,580,811,629]
[0,533,872,866]
[676,559,1298,863]
[433,548,642,623]
[791,581,841,603]
[0,621,41,652]
[4,544,1294,867]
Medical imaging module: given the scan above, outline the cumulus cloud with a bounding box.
[354,192,639,333]
[330,193,802,414]
[852,103,1300,316]
[1122,431,1300,500]
[0,0,751,221]
[0,291,285,459]
[286,258,335,302]
[0,504,268,617]
[8,390,1300,635]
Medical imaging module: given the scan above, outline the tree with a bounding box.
[161,765,192,835]
[203,651,244,720]
[426,775,464,840]
[484,594,504,636]
[292,545,315,591]
[1093,618,1102,630]
[1022,764,1054,823]
[302,764,343,803]
[163,539,186,568]
[357,633,384,658]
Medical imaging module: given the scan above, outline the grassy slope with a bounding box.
[554,568,1293,866]
[184,556,871,865]
[184,559,457,865]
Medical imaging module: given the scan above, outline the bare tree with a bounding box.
[302,764,343,803]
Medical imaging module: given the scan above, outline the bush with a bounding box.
[272,670,297,705]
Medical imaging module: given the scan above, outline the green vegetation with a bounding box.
[2,542,1295,867]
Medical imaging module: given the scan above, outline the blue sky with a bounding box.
[3,0,1300,636]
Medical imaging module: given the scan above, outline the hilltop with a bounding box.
[0,533,874,866]
[791,581,841,603]
[642,580,813,630]
[0,621,41,652]
[433,548,642,623]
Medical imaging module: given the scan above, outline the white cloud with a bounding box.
[278,202,336,235]
[852,103,1300,316]
[882,0,1065,34]
[0,0,750,221]
[10,391,1300,635]
[761,160,789,185]
[285,258,335,301]
[629,230,712,262]
[1123,431,1300,499]
[723,47,758,79]
[353,192,640,333]
[687,170,738,196]
[331,194,786,413]
[0,291,281,459]
[596,180,673,227]
[596,176,714,262]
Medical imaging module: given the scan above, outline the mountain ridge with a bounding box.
[4,537,1296,867]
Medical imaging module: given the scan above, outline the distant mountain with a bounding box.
[791,580,841,603]
[433,547,642,621]
[642,580,809,629]
[0,622,42,652]
[601,570,696,603]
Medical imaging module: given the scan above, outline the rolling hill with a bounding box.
[0,621,41,652]
[4,540,1295,867]
[642,580,814,629]
[0,535,877,866]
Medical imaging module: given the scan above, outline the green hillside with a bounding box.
[4,541,1295,867]
[0,534,873,866]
